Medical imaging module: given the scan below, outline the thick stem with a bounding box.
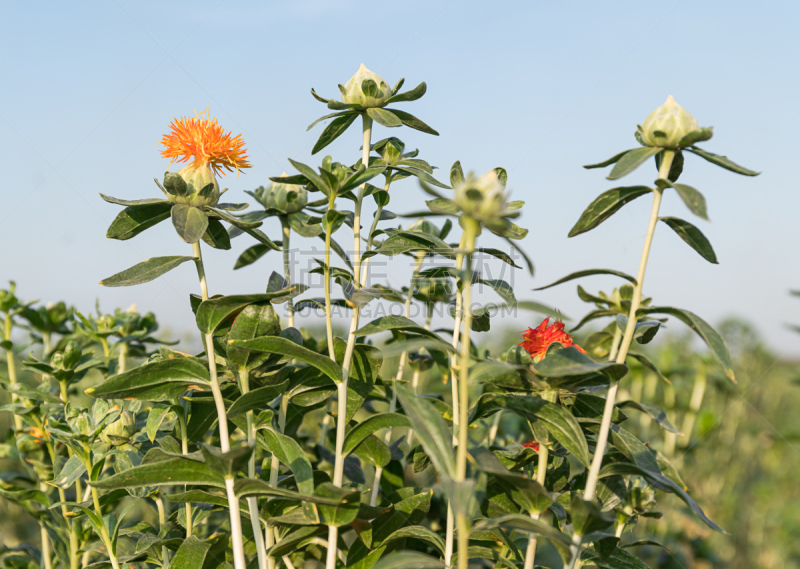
[192,241,245,569]
[90,486,120,569]
[3,312,23,433]
[444,506,455,566]
[155,496,170,569]
[117,342,128,374]
[577,151,674,552]
[39,483,52,569]
[371,253,424,505]
[326,114,373,569]
[225,477,247,569]
[679,365,707,448]
[324,195,337,361]
[176,405,193,537]
[241,370,268,569]
[281,216,295,329]
[454,218,479,569]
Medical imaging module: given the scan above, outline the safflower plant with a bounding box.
[0,67,758,569]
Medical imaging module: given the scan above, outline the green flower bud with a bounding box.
[62,341,82,369]
[454,170,509,222]
[639,95,698,149]
[342,64,391,108]
[96,314,115,333]
[167,162,220,207]
[375,137,405,163]
[0,282,18,313]
[262,173,308,214]
[100,410,136,446]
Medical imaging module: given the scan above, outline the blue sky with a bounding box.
[2,0,798,356]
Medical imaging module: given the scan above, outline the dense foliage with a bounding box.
[0,67,764,569]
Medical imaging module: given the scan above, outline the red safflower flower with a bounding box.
[522,440,540,451]
[518,317,586,362]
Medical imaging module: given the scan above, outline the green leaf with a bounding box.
[91,457,224,490]
[312,112,358,155]
[261,429,314,494]
[617,400,681,434]
[533,347,628,383]
[145,406,171,442]
[271,526,327,557]
[355,316,447,345]
[469,393,591,468]
[85,358,210,401]
[374,551,445,569]
[470,448,551,514]
[583,149,637,170]
[367,107,403,127]
[230,336,344,384]
[170,535,228,569]
[395,385,455,478]
[50,455,87,490]
[233,244,271,270]
[201,218,231,250]
[659,217,718,263]
[534,268,637,290]
[106,202,172,240]
[171,204,209,244]
[581,547,650,569]
[382,526,445,554]
[569,186,652,237]
[385,109,439,136]
[615,315,661,344]
[637,306,734,381]
[343,413,412,456]
[473,513,572,545]
[668,183,709,221]
[100,256,195,287]
[100,194,169,207]
[687,147,759,176]
[227,381,288,418]
[315,483,361,527]
[196,290,304,334]
[599,462,723,532]
[226,302,282,369]
[607,147,662,180]
[385,82,427,104]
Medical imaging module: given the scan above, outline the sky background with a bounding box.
[1,0,798,356]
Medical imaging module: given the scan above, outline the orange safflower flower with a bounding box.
[522,440,540,451]
[518,317,586,362]
[159,108,251,176]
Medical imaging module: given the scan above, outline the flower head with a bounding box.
[454,170,509,222]
[518,317,586,363]
[159,108,251,176]
[639,95,699,149]
[522,440,540,451]
[342,64,391,108]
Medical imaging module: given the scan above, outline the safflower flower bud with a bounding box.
[454,170,509,222]
[342,64,391,108]
[639,95,698,149]
[100,410,136,446]
[261,173,308,214]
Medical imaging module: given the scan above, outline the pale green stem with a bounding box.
[323,194,337,361]
[39,482,52,569]
[176,405,193,538]
[281,216,295,330]
[444,231,468,568]
[267,397,287,569]
[370,252,425,506]
[100,338,111,359]
[241,369,268,569]
[359,175,391,285]
[88,478,120,569]
[117,342,128,375]
[571,150,675,568]
[43,435,78,569]
[3,312,23,433]
[524,390,555,569]
[326,114,372,569]
[455,217,479,569]
[663,383,677,456]
[192,241,245,569]
[487,412,502,446]
[679,365,707,448]
[405,302,432,452]
[155,496,170,569]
